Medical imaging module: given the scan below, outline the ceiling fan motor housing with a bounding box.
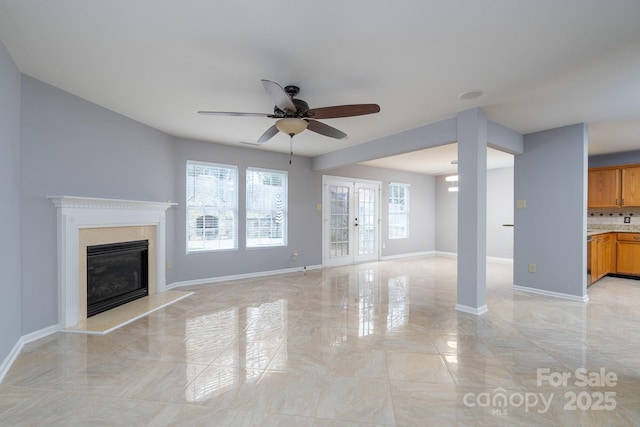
[274,98,309,117]
[284,85,300,97]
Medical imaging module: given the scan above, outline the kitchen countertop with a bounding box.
[587,227,640,237]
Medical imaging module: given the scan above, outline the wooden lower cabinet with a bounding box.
[589,236,598,284]
[617,233,640,276]
[589,233,617,284]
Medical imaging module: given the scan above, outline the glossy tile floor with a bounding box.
[1,256,640,426]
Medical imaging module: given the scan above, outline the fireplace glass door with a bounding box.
[86,239,149,317]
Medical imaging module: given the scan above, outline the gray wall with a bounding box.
[323,164,435,257]
[0,40,22,364]
[589,150,640,168]
[514,124,587,297]
[171,138,322,282]
[435,167,514,259]
[20,76,176,333]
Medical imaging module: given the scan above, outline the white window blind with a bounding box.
[246,167,288,248]
[389,182,409,239]
[186,161,238,252]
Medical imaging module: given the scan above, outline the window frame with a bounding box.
[186,160,239,253]
[388,182,410,239]
[245,167,288,249]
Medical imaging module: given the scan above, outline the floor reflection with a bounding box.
[387,275,409,330]
[326,268,411,344]
[358,269,377,337]
[185,300,287,402]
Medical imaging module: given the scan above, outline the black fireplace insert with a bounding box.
[87,239,149,317]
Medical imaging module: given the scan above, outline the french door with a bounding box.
[323,176,380,266]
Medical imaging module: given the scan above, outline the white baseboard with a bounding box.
[434,251,458,258]
[167,264,323,289]
[380,251,436,261]
[512,284,589,303]
[0,324,58,384]
[455,304,489,315]
[487,256,514,264]
[434,252,514,264]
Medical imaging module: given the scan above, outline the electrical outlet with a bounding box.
[624,217,631,224]
[528,263,536,273]
[293,249,299,257]
[516,200,527,209]
[167,261,172,270]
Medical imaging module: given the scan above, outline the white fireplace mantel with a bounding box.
[49,196,177,328]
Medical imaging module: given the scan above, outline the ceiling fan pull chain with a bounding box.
[289,135,294,165]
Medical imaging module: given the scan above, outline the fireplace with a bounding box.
[49,196,176,328]
[87,239,149,317]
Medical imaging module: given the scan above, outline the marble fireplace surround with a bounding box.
[49,196,176,329]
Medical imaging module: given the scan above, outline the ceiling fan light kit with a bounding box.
[198,79,380,144]
[275,117,308,136]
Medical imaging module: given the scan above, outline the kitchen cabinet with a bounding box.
[621,166,640,206]
[589,236,597,284]
[617,233,640,276]
[601,233,615,276]
[590,233,615,284]
[588,168,621,208]
[589,164,640,208]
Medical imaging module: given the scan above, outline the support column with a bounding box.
[456,108,488,315]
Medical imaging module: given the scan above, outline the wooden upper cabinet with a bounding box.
[621,166,640,206]
[588,168,621,208]
[588,164,640,208]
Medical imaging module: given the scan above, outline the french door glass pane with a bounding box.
[330,185,350,257]
[358,187,376,255]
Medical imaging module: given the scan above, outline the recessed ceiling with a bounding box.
[359,144,513,175]
[0,0,638,172]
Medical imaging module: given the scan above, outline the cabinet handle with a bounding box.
[616,199,619,206]
[622,198,625,206]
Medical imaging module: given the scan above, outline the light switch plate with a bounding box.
[516,200,527,209]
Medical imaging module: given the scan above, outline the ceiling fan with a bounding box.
[198,80,380,143]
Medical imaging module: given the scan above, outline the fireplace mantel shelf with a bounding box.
[48,196,177,211]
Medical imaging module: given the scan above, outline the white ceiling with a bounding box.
[360,144,513,176]
[1,0,639,175]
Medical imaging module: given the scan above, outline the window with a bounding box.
[389,183,409,239]
[186,161,238,252]
[246,168,287,247]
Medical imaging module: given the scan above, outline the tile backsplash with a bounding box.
[588,207,640,229]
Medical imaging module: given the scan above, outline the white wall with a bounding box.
[487,167,515,259]
[435,167,514,259]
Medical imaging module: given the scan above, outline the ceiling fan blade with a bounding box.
[306,119,347,139]
[257,124,279,143]
[261,80,296,112]
[197,111,272,117]
[307,104,380,119]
